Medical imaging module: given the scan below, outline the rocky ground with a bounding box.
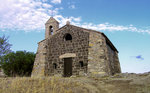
[0,72,150,93]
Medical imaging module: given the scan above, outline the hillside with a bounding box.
[0,72,150,93]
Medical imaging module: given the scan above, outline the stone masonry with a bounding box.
[31,17,121,77]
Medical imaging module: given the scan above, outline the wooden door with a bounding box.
[64,58,72,77]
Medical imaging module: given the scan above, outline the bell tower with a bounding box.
[45,17,59,39]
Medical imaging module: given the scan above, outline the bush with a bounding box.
[1,51,35,76]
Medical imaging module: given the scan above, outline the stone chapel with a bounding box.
[31,17,121,77]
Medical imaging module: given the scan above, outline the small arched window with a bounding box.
[53,63,57,69]
[64,33,72,41]
[49,26,53,35]
[79,61,84,68]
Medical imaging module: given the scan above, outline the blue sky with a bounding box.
[0,0,150,73]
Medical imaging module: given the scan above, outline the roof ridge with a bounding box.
[69,24,102,34]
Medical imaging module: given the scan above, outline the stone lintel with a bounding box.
[59,53,76,59]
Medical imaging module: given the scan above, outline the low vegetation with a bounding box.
[0,35,35,77]
[0,72,150,93]
[0,77,83,93]
[1,51,35,76]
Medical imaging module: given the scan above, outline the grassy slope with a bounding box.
[0,73,150,93]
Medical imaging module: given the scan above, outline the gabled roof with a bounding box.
[41,23,118,53]
[69,25,118,52]
[55,24,118,53]
[45,17,59,24]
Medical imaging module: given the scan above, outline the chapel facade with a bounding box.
[31,17,121,77]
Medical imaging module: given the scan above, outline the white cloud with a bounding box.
[69,5,75,9]
[51,0,61,4]
[0,0,80,32]
[0,0,60,32]
[53,15,150,35]
[0,0,150,35]
[79,23,150,34]
[54,15,81,27]
[42,3,52,8]
[67,2,76,9]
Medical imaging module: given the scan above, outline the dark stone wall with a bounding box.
[45,25,89,76]
[106,44,115,74]
[106,43,121,75]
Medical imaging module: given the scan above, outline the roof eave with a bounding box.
[101,33,119,53]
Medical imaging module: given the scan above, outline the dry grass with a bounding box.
[0,77,85,93]
[0,73,150,93]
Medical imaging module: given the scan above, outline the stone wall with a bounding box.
[45,25,89,76]
[113,52,121,73]
[106,44,115,74]
[31,23,121,77]
[88,31,109,75]
[31,39,47,77]
[106,40,121,75]
[87,30,121,75]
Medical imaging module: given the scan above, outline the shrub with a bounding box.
[1,51,35,76]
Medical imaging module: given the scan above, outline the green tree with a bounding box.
[1,51,35,76]
[0,35,12,72]
[0,35,12,57]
